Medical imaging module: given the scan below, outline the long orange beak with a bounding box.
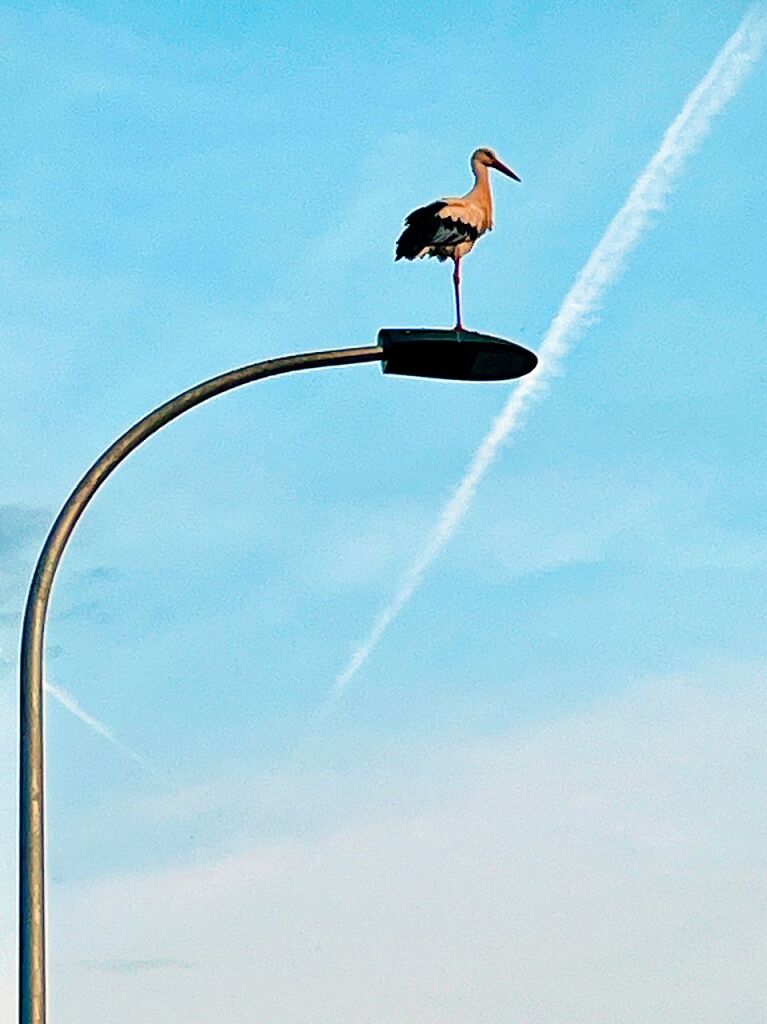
[491,157,521,182]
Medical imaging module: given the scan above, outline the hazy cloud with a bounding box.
[37,663,767,1024]
[0,504,45,560]
[77,958,197,975]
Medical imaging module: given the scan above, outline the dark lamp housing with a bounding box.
[379,328,538,382]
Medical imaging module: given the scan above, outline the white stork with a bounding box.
[395,147,520,330]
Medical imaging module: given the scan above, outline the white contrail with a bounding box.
[332,4,767,698]
[45,681,152,769]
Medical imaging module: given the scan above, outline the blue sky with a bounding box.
[2,2,767,1020]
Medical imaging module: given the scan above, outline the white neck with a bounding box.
[467,160,493,210]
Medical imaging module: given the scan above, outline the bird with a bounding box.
[395,147,521,331]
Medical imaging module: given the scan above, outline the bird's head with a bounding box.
[471,147,521,182]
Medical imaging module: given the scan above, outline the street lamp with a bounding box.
[18,329,537,1024]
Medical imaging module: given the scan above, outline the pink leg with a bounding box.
[452,258,463,331]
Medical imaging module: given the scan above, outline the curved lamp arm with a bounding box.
[19,344,383,1024]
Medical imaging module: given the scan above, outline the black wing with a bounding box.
[395,201,479,261]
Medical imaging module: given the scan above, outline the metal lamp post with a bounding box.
[18,329,537,1024]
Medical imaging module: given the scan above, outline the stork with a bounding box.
[395,147,520,330]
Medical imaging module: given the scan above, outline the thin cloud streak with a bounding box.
[45,681,152,770]
[331,4,767,697]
